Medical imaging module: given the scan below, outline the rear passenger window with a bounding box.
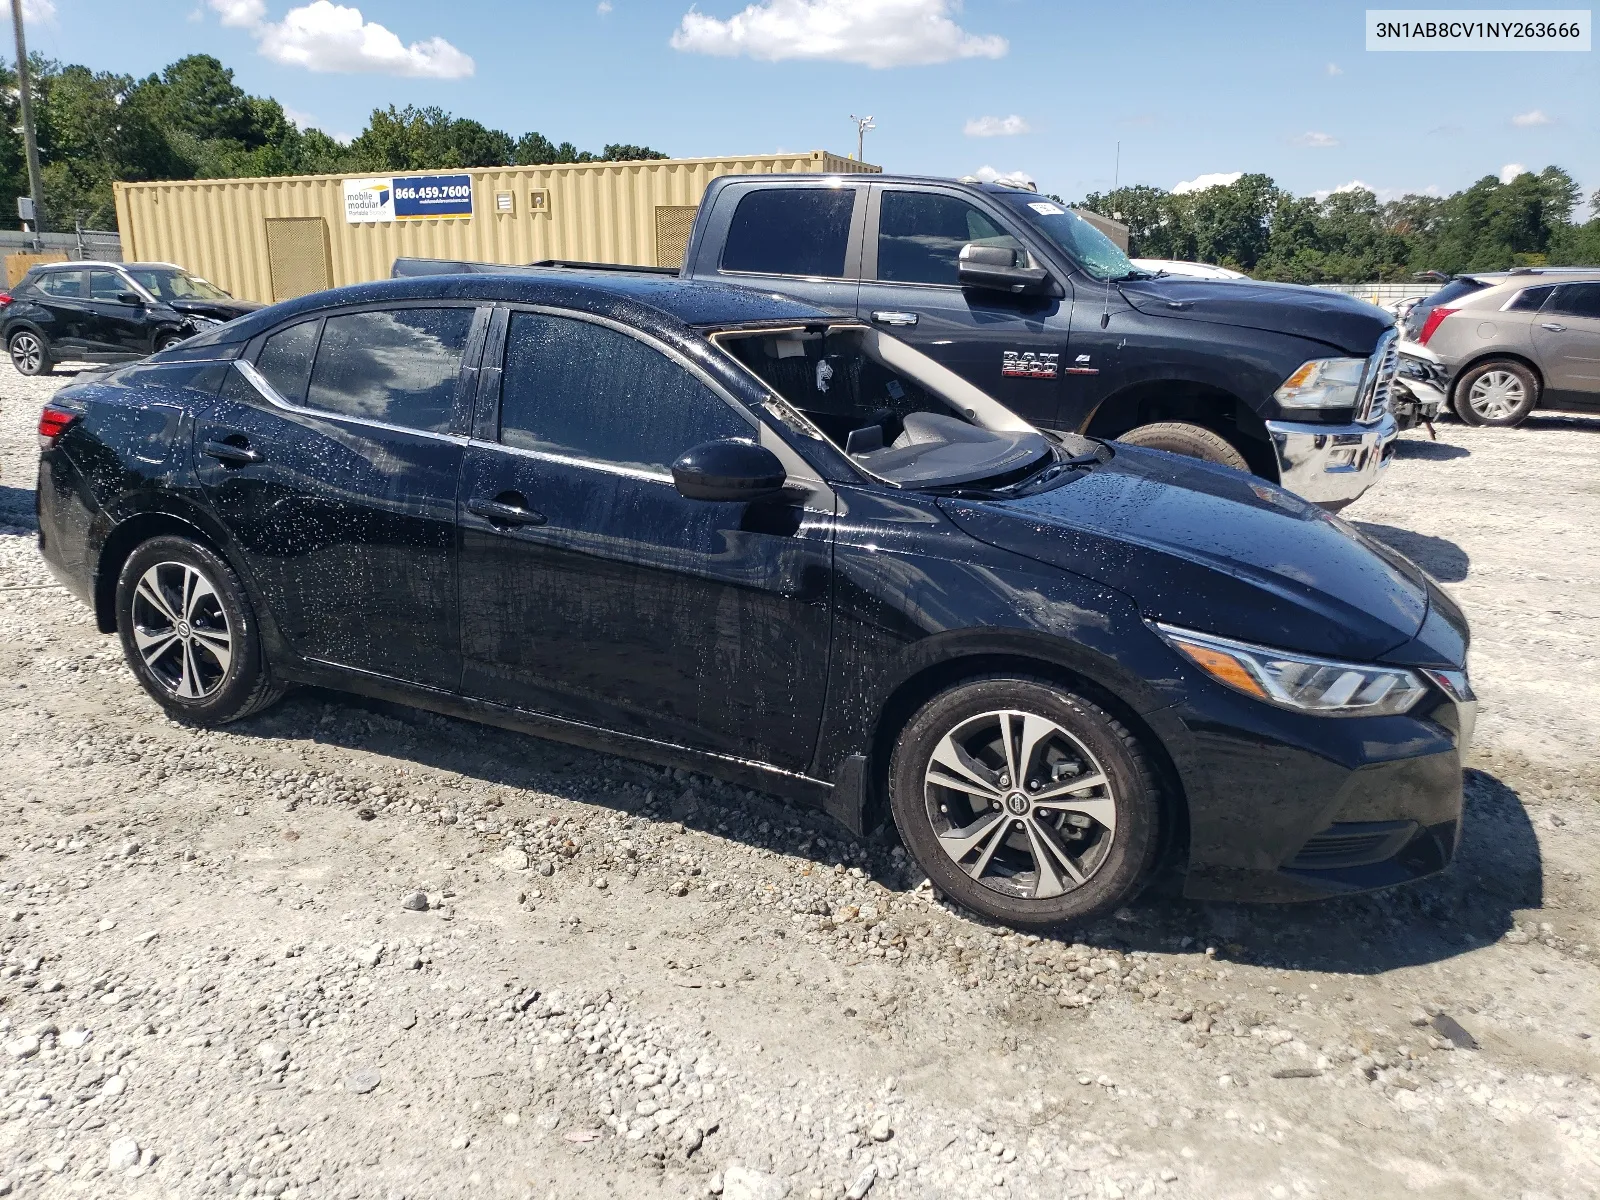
[722,189,856,278]
[303,308,475,432]
[38,271,86,298]
[498,312,749,470]
[1549,283,1600,320]
[1503,285,1555,312]
[876,192,1020,286]
[253,320,320,404]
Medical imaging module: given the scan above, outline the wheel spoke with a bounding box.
[191,628,232,676]
[133,627,180,668]
[1002,711,1055,790]
[936,811,1010,880]
[1023,815,1087,898]
[1030,771,1109,802]
[177,639,203,699]
[184,568,218,623]
[1035,792,1118,835]
[135,574,181,626]
[928,733,1003,800]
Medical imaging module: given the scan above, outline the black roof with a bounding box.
[177,270,832,353]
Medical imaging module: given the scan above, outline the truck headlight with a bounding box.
[1274,357,1366,410]
[1154,623,1426,716]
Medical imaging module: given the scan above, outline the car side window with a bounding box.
[1549,283,1600,320]
[253,320,321,405]
[498,312,750,471]
[38,271,86,299]
[88,271,128,301]
[876,192,1022,286]
[721,188,856,278]
[1503,284,1555,312]
[303,308,474,433]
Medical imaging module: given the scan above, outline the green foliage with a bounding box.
[0,51,667,232]
[1081,166,1597,282]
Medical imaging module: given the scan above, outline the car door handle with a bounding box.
[468,495,546,527]
[1540,322,1566,332]
[871,311,919,327]
[201,439,263,466]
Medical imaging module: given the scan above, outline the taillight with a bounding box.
[38,406,77,448]
[0,293,12,306]
[1416,306,1457,346]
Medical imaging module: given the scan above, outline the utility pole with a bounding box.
[850,114,875,164]
[11,0,45,242]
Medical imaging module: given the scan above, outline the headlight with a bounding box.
[1154,623,1426,717]
[1274,357,1366,410]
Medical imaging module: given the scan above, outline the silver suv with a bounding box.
[1412,268,1600,426]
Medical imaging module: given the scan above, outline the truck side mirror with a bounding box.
[957,243,1053,296]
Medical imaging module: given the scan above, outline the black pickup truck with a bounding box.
[396,174,1401,507]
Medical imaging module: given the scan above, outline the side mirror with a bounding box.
[672,438,786,502]
[957,243,1053,295]
[116,291,144,306]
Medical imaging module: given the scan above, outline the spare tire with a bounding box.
[1115,421,1249,471]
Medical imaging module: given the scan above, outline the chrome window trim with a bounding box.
[465,437,675,485]
[232,359,469,445]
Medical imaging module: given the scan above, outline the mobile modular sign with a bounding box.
[343,174,474,223]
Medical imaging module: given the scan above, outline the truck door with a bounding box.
[855,184,1072,429]
[689,181,866,315]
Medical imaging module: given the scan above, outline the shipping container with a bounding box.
[113,152,880,304]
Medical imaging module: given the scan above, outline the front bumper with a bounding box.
[1266,412,1398,507]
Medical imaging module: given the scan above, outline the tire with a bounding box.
[888,676,1162,931]
[1453,359,1538,427]
[9,329,52,376]
[115,535,286,725]
[1115,421,1249,471]
[154,332,188,354]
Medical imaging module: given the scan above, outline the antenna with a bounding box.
[850,114,876,163]
[1101,140,1122,329]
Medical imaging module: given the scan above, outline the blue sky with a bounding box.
[25,0,1599,211]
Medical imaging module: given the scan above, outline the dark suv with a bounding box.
[2,261,261,376]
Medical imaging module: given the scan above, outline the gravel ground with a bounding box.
[0,369,1596,1200]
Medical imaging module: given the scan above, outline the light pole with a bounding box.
[10,0,45,241]
[850,114,875,164]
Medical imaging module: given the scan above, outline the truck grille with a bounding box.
[1355,329,1398,423]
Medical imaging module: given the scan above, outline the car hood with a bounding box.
[1119,276,1392,356]
[939,445,1431,663]
[168,298,263,321]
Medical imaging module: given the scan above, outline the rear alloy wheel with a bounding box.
[889,678,1160,930]
[9,330,51,376]
[116,535,285,725]
[1455,359,1538,427]
[1115,421,1249,471]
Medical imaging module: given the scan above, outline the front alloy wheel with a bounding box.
[925,710,1116,900]
[9,331,48,376]
[129,561,234,699]
[889,678,1160,930]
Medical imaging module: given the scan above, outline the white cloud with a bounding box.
[211,1,474,78]
[1500,162,1529,184]
[20,0,57,20]
[969,166,1034,188]
[1172,171,1242,195]
[1294,131,1340,148]
[670,0,1008,68]
[597,0,613,12]
[208,0,266,25]
[965,114,1029,138]
[1325,62,1342,75]
[1511,109,1552,127]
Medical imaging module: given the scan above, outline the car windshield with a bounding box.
[715,324,1076,491]
[997,194,1139,281]
[126,267,232,302]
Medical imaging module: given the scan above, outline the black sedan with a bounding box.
[3,260,261,376]
[33,271,1474,929]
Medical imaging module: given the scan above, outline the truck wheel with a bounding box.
[1115,422,1249,471]
[1453,359,1538,427]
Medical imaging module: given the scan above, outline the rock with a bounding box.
[356,943,383,968]
[108,1137,141,1171]
[401,891,429,911]
[845,1163,878,1199]
[4,1035,39,1059]
[496,848,531,872]
[1269,1067,1320,1079]
[345,1066,381,1095]
[102,1074,127,1096]
[867,1113,892,1142]
[1430,1013,1479,1050]
[723,1164,788,1200]
[256,1041,289,1069]
[538,862,556,877]
[0,1176,11,1195]
[62,1029,90,1049]
[450,1134,470,1150]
